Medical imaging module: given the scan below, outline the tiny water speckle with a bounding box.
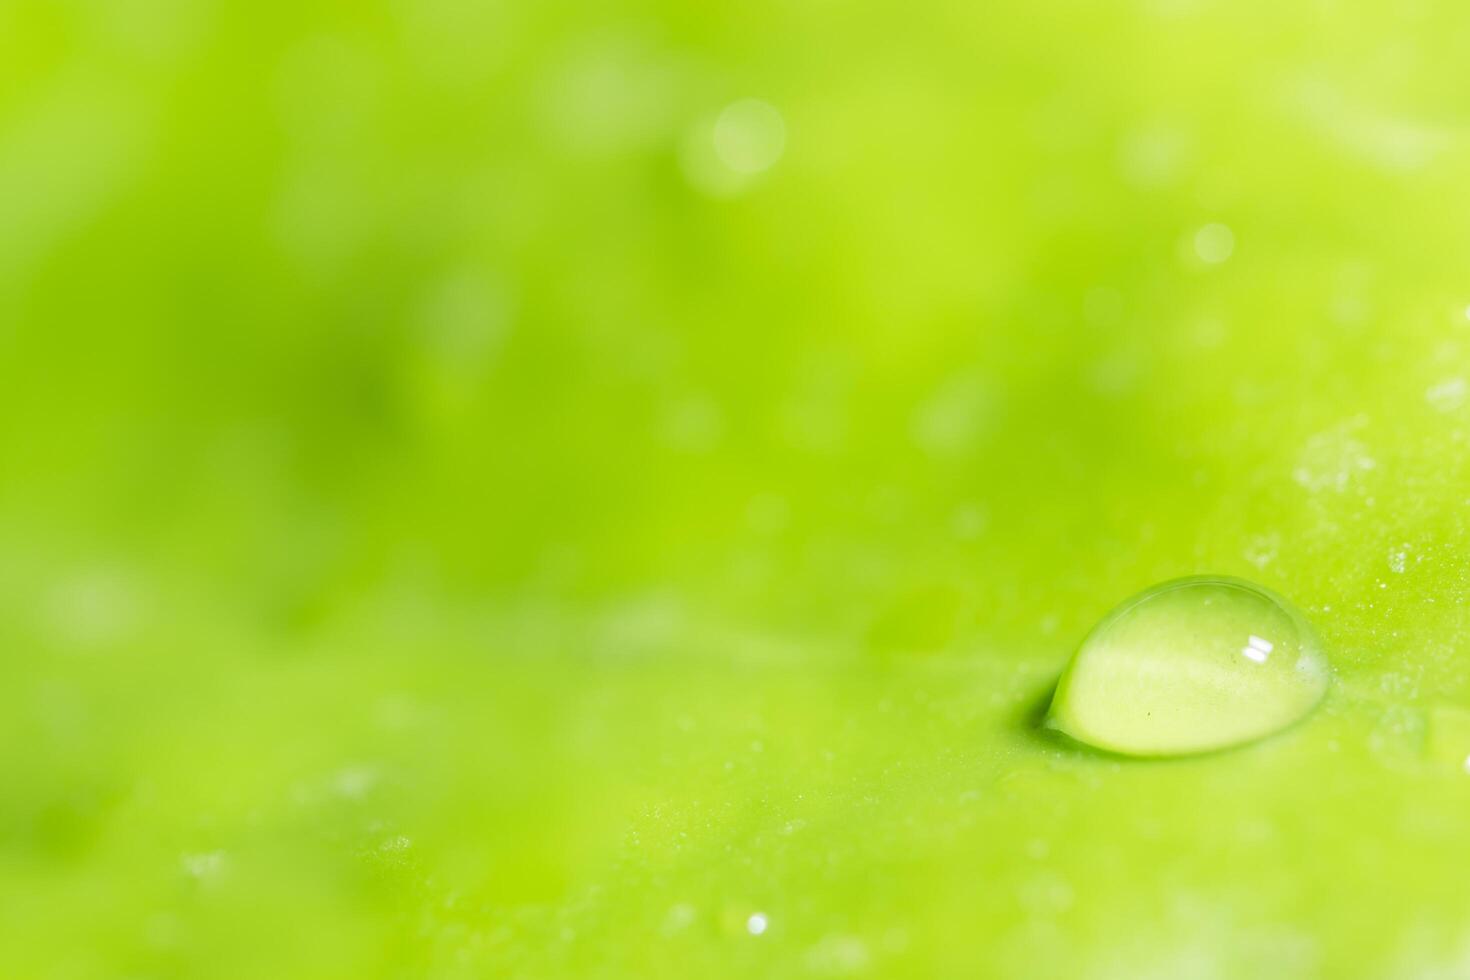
[747,912,769,936]
[333,765,379,800]
[745,494,790,535]
[662,903,697,935]
[1243,532,1280,570]
[1426,377,1467,413]
[1388,545,1410,574]
[683,98,785,196]
[806,934,871,974]
[952,503,990,540]
[181,851,226,880]
[1293,419,1377,493]
[714,100,785,175]
[1047,576,1329,756]
[1193,222,1235,264]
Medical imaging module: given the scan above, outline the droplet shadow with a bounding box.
[1019,677,1074,751]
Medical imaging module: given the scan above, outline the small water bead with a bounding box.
[1193,222,1235,264]
[1047,576,1329,756]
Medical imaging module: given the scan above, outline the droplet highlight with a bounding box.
[1047,576,1329,756]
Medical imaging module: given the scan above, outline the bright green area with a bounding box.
[1048,576,1329,756]
[5,0,1470,977]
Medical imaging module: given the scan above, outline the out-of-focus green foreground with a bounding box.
[6,1,1470,977]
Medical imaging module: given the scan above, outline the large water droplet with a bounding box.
[1046,576,1329,756]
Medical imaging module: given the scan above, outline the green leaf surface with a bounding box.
[4,0,1470,977]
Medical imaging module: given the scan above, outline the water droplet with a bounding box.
[1047,576,1329,756]
[747,912,769,936]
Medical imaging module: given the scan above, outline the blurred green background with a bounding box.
[5,0,1470,976]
